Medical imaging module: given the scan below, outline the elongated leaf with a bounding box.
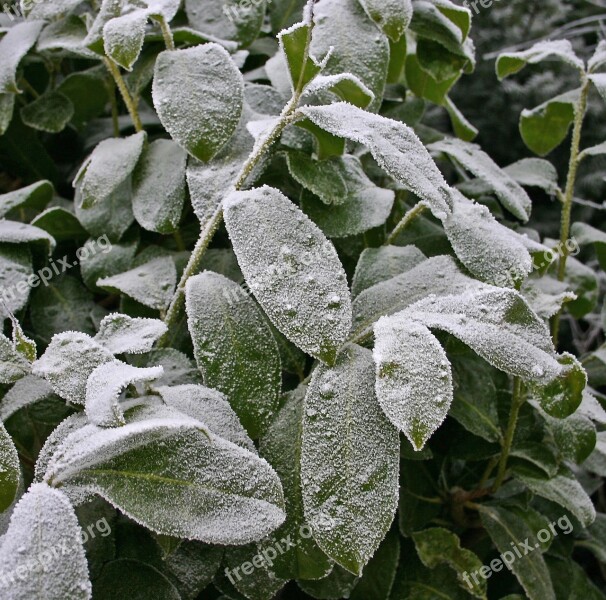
[429,138,532,221]
[152,44,244,162]
[302,73,375,109]
[74,132,146,209]
[279,21,323,93]
[32,332,114,404]
[0,244,33,321]
[0,21,44,94]
[94,314,168,355]
[132,139,186,234]
[496,40,584,80]
[0,421,19,513]
[0,483,92,599]
[224,186,352,365]
[359,0,412,41]
[186,271,281,438]
[259,386,332,581]
[44,402,286,545]
[589,73,606,103]
[373,315,453,450]
[301,344,399,575]
[0,94,14,136]
[156,384,255,452]
[300,103,453,219]
[478,503,555,600]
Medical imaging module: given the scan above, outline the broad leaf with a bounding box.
[224,186,352,365]
[103,10,148,71]
[152,44,244,162]
[301,344,399,575]
[94,314,168,355]
[504,158,559,195]
[358,0,412,41]
[20,91,74,133]
[374,315,453,450]
[0,180,53,219]
[0,21,45,94]
[185,271,281,438]
[0,421,20,512]
[0,331,31,384]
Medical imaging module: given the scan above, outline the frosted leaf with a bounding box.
[25,0,84,19]
[32,332,114,404]
[358,0,412,40]
[163,542,222,599]
[0,220,56,256]
[589,74,606,103]
[513,468,596,527]
[74,177,134,243]
[373,316,453,450]
[185,271,281,438]
[578,389,606,425]
[0,94,15,137]
[80,233,137,292]
[0,332,30,385]
[224,186,352,365]
[589,39,606,72]
[0,421,19,513]
[144,0,181,20]
[352,245,426,296]
[504,158,559,195]
[302,74,375,109]
[0,181,53,219]
[496,40,584,80]
[521,276,576,319]
[300,156,394,238]
[584,431,606,477]
[301,344,399,575]
[429,138,532,221]
[74,132,145,209]
[0,483,92,599]
[152,44,244,162]
[85,361,164,427]
[300,103,453,219]
[156,384,256,452]
[442,192,533,287]
[0,375,53,421]
[44,404,286,545]
[0,244,33,322]
[97,256,177,311]
[310,0,389,111]
[351,255,487,339]
[402,287,563,383]
[94,313,168,355]
[186,103,255,223]
[244,83,286,115]
[103,9,148,71]
[130,349,202,387]
[132,139,186,233]
[184,0,265,46]
[258,385,333,581]
[0,21,44,94]
[36,16,97,60]
[579,141,606,159]
[20,90,74,134]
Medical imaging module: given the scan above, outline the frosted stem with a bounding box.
[103,58,143,133]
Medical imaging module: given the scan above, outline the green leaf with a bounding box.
[74,132,145,209]
[94,314,168,355]
[541,411,596,465]
[259,385,333,581]
[0,483,92,599]
[93,559,180,600]
[359,0,412,41]
[103,10,148,71]
[478,503,555,600]
[563,255,599,319]
[224,186,352,365]
[0,180,53,219]
[571,221,606,271]
[297,566,358,599]
[36,15,97,60]
[132,139,186,234]
[429,138,532,221]
[588,73,606,103]
[496,40,584,80]
[152,44,244,162]
[300,102,453,219]
[0,243,34,320]
[444,96,478,142]
[97,256,177,312]
[513,467,596,527]
[374,315,453,450]
[280,21,322,92]
[303,73,375,109]
[184,0,266,46]
[352,245,426,296]
[519,90,578,157]
[0,219,56,256]
[57,67,110,129]
[0,21,45,94]
[410,1,469,56]
[44,401,286,544]
[504,158,559,195]
[301,344,400,575]
[32,331,114,404]
[269,0,307,33]
[0,331,31,384]
[406,51,460,104]
[163,541,222,598]
[399,460,441,536]
[0,93,15,136]
[310,0,390,112]
[0,420,20,512]
[20,90,74,134]
[185,271,282,438]
[412,527,486,598]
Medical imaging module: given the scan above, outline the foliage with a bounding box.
[0,0,605,598]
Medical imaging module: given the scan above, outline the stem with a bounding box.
[103,58,143,133]
[107,78,120,137]
[157,16,175,51]
[551,76,590,343]
[492,377,524,492]
[385,203,426,245]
